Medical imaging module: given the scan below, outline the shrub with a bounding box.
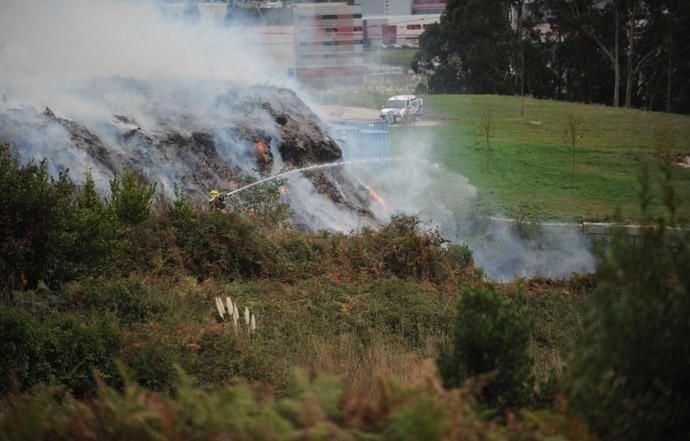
[438,286,533,410]
[41,312,121,396]
[228,175,292,227]
[339,216,471,283]
[0,150,118,290]
[168,184,194,220]
[109,171,156,225]
[383,394,451,441]
[0,151,73,290]
[378,216,444,280]
[64,276,169,324]
[125,333,178,392]
[0,305,121,396]
[0,307,49,393]
[569,222,690,441]
[172,210,273,280]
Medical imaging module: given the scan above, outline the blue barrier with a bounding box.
[329,119,390,168]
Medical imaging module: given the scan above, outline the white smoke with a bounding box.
[0,0,296,191]
[345,125,595,281]
[0,0,596,279]
[0,0,285,90]
[0,0,293,123]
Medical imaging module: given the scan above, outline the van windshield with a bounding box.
[385,100,406,109]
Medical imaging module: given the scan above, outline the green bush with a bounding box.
[108,171,156,225]
[383,387,451,441]
[0,152,72,290]
[438,286,533,410]
[228,175,292,227]
[338,216,471,283]
[0,305,121,396]
[569,223,690,441]
[0,307,49,393]
[64,276,169,324]
[41,312,121,396]
[125,333,178,392]
[0,367,593,441]
[378,216,446,280]
[172,210,273,280]
[0,149,118,290]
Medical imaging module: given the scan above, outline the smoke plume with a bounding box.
[345,126,595,281]
[1,0,594,279]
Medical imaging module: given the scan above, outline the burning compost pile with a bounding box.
[0,82,380,231]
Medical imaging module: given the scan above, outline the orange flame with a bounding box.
[279,186,288,195]
[368,187,388,213]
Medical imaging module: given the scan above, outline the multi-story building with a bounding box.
[363,14,439,47]
[292,2,366,85]
[353,0,445,15]
[356,0,413,16]
[411,0,445,14]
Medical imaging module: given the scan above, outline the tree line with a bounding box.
[413,0,690,114]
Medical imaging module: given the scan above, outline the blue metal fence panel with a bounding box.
[329,119,390,168]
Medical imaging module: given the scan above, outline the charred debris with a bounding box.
[0,85,379,230]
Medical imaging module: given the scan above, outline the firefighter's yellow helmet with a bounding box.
[209,189,220,199]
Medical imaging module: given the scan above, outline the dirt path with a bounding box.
[313,104,441,127]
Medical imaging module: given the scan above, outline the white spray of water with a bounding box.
[226,157,403,197]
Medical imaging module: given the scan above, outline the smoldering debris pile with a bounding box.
[0,83,379,231]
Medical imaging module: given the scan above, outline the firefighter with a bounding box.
[209,189,226,210]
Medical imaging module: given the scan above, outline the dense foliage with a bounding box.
[0,147,475,397]
[570,222,690,440]
[2,147,688,440]
[0,145,470,292]
[0,369,591,441]
[0,149,117,291]
[0,306,120,396]
[414,0,690,113]
[438,286,533,410]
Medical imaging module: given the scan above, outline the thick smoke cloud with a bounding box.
[345,127,594,281]
[0,0,282,88]
[0,0,285,178]
[0,0,377,231]
[1,0,594,279]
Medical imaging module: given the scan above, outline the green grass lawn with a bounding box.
[318,92,690,222]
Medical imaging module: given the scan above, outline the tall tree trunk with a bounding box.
[625,14,634,108]
[518,1,525,117]
[613,4,620,108]
[666,34,673,113]
[625,61,633,107]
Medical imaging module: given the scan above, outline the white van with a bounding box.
[379,95,424,124]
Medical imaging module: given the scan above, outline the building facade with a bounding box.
[411,0,445,14]
[354,0,444,15]
[363,13,439,46]
[292,2,366,85]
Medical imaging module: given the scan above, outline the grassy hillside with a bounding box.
[318,93,690,222]
[3,135,688,440]
[0,151,597,440]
